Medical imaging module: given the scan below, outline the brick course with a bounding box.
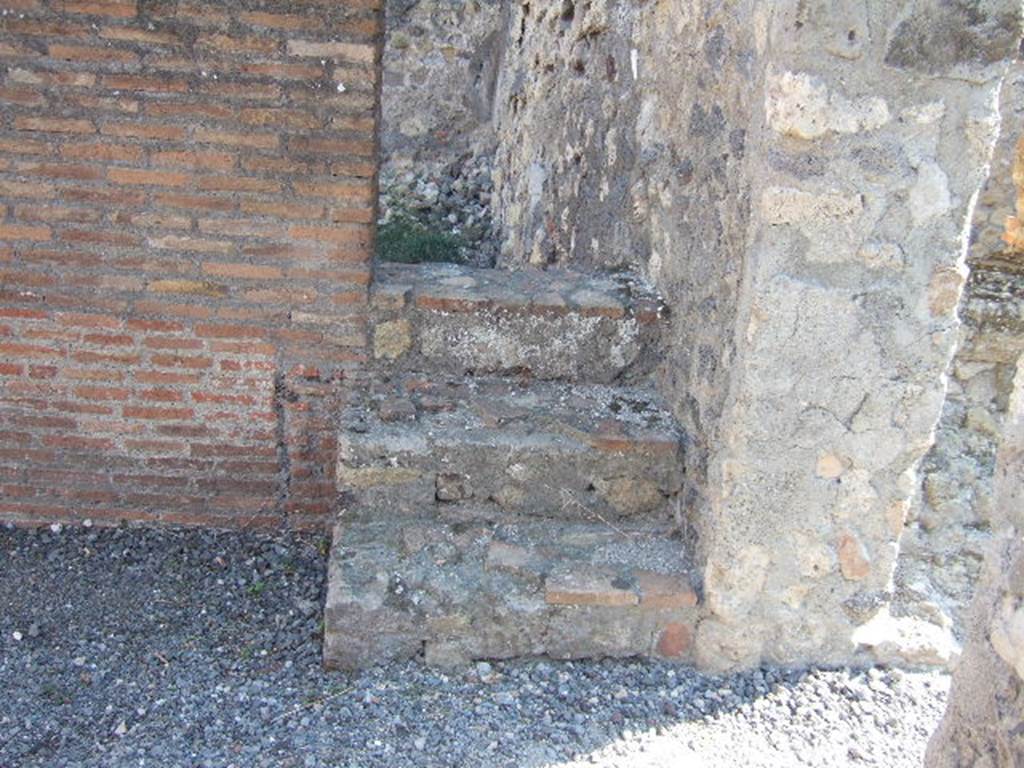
[0,0,382,530]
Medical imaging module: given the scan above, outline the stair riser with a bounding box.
[324,520,698,670]
[338,438,685,522]
[374,307,661,384]
[324,600,696,670]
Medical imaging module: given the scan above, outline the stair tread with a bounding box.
[374,262,665,322]
[349,376,685,449]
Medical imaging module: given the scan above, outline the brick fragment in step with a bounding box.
[324,518,698,670]
[338,377,687,523]
[370,262,667,384]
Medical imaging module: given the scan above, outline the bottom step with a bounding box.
[324,518,699,670]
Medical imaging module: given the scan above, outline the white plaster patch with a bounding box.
[909,161,952,225]
[527,161,547,213]
[901,101,946,125]
[991,594,1024,680]
[857,241,905,270]
[765,70,890,140]
[853,608,960,667]
[762,186,864,225]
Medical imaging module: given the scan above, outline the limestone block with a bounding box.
[373,318,412,360]
[765,70,889,140]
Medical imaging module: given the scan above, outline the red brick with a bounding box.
[146,102,234,121]
[63,186,146,206]
[241,199,324,220]
[239,11,318,30]
[194,324,265,340]
[101,122,186,141]
[75,385,131,401]
[0,137,49,156]
[151,149,235,172]
[240,108,321,130]
[14,117,94,134]
[240,62,323,80]
[15,205,101,225]
[139,387,183,402]
[154,192,235,213]
[82,332,133,346]
[200,80,281,100]
[656,623,692,658]
[99,26,178,45]
[194,127,278,149]
[192,391,259,405]
[0,0,377,531]
[71,350,140,365]
[0,180,55,199]
[148,235,233,254]
[150,353,213,369]
[0,87,46,106]
[0,224,51,241]
[201,262,284,280]
[56,312,120,329]
[15,162,105,181]
[107,168,191,187]
[330,206,376,225]
[288,137,375,156]
[8,69,96,88]
[49,43,139,64]
[136,371,200,385]
[123,405,193,420]
[41,434,115,450]
[54,1,137,18]
[101,74,190,93]
[141,336,203,351]
[196,176,281,194]
[197,33,279,56]
[288,224,370,245]
[294,181,374,203]
[60,229,141,247]
[65,93,140,114]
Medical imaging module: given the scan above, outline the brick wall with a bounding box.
[0,0,382,529]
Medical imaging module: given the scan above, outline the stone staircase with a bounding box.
[324,262,699,669]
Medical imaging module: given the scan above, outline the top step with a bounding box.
[369,263,667,384]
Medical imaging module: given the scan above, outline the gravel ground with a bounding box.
[1,523,948,768]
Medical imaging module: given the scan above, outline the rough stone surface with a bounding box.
[362,1,1023,675]
[927,357,1024,766]
[338,375,686,525]
[895,63,1024,645]
[370,262,665,384]
[329,258,695,667]
[325,517,698,670]
[694,1,1021,670]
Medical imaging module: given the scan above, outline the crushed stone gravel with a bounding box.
[0,523,948,767]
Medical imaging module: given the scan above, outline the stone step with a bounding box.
[338,376,686,524]
[324,516,699,670]
[370,262,666,384]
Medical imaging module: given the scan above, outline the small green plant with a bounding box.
[248,580,266,596]
[376,211,467,265]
